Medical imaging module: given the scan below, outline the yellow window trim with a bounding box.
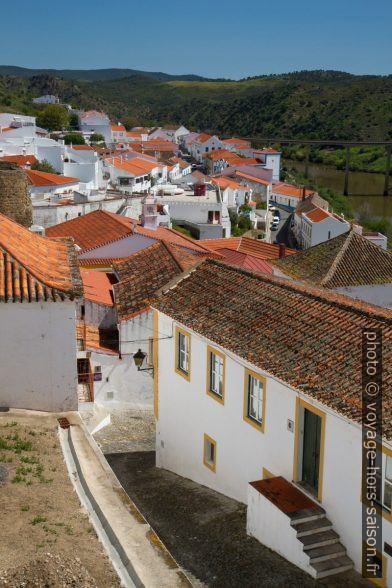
[206,345,225,405]
[174,326,191,382]
[292,397,326,502]
[152,310,159,419]
[361,442,392,524]
[203,433,217,473]
[243,368,266,433]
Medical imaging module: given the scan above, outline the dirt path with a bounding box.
[0,410,120,587]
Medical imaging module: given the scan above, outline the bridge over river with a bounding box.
[242,138,392,196]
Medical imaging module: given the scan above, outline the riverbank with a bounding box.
[281,163,392,246]
[280,145,390,175]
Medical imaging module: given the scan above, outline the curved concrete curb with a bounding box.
[63,422,192,588]
[59,426,136,587]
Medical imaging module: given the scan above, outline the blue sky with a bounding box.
[1,0,391,78]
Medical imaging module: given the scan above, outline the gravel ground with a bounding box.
[0,553,99,587]
[106,451,370,588]
[0,412,120,588]
[92,407,155,454]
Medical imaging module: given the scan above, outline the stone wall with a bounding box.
[0,162,33,227]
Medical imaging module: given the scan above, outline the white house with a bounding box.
[104,155,166,193]
[26,169,81,197]
[190,133,223,162]
[111,122,127,143]
[79,110,111,142]
[33,95,59,104]
[211,176,252,208]
[0,212,82,411]
[253,149,282,181]
[151,259,392,584]
[270,182,315,210]
[300,206,350,249]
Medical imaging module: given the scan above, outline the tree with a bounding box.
[31,159,57,174]
[63,133,86,145]
[89,133,105,143]
[238,216,251,231]
[122,116,139,131]
[69,113,79,129]
[36,104,69,131]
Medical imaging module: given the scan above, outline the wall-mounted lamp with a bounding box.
[133,349,153,372]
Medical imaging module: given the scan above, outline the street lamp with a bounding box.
[133,349,153,372]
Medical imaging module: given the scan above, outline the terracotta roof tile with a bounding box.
[46,210,133,251]
[0,213,82,302]
[26,169,80,186]
[273,230,392,288]
[80,268,116,306]
[216,248,273,273]
[0,155,37,166]
[113,241,210,320]
[272,182,315,198]
[152,259,392,439]
[304,207,331,223]
[199,237,295,260]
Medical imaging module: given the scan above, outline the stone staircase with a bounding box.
[290,505,354,579]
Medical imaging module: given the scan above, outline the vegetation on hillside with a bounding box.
[281,144,391,174]
[0,71,391,144]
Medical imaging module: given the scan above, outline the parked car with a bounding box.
[273,209,281,218]
[271,221,279,231]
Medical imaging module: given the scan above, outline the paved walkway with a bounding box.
[106,451,370,588]
[81,407,155,454]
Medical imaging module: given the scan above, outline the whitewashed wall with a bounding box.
[155,312,392,583]
[0,302,78,411]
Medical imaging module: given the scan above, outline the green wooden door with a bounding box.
[302,408,321,495]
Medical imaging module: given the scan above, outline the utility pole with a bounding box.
[304,144,310,179]
[384,145,391,196]
[344,145,351,196]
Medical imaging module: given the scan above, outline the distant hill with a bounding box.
[0,65,207,82]
[0,68,391,141]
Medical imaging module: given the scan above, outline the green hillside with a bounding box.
[0,69,391,143]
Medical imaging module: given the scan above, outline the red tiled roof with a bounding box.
[195,133,212,143]
[80,268,116,306]
[110,157,158,175]
[216,248,273,273]
[272,183,315,198]
[0,155,37,166]
[135,224,215,254]
[113,241,211,320]
[111,123,126,132]
[0,213,82,302]
[26,169,80,186]
[199,237,295,260]
[304,207,331,223]
[46,210,133,250]
[236,172,270,185]
[69,145,94,151]
[152,259,392,439]
[273,229,392,288]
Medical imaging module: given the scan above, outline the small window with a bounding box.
[207,346,225,403]
[77,338,85,351]
[203,434,216,472]
[94,365,101,374]
[244,369,266,432]
[175,327,191,380]
[328,230,331,240]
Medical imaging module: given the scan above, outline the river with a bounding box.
[284,159,392,222]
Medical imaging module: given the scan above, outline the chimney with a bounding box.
[279,243,286,258]
[302,186,306,200]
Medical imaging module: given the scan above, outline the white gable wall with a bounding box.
[0,301,78,411]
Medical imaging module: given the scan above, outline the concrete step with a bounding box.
[307,542,346,564]
[300,529,340,551]
[289,505,326,525]
[312,555,354,579]
[292,517,332,537]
